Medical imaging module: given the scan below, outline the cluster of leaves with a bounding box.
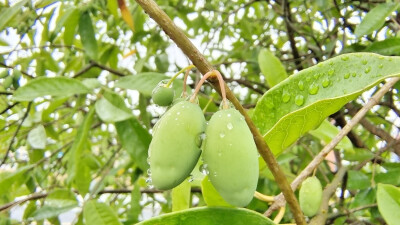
[0,0,400,224]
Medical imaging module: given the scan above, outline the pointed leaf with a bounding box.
[78,11,98,59]
[95,90,133,122]
[0,0,29,31]
[136,207,275,225]
[83,200,122,225]
[366,38,400,56]
[115,118,150,171]
[258,49,288,87]
[355,3,399,37]
[50,7,78,42]
[27,125,47,149]
[13,77,90,101]
[201,176,231,207]
[377,183,400,225]
[115,72,167,96]
[308,120,353,151]
[0,165,33,193]
[64,8,80,45]
[172,179,191,211]
[252,53,400,155]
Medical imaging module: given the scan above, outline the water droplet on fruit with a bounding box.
[378,64,383,69]
[146,177,153,187]
[147,156,151,164]
[226,122,233,130]
[365,66,371,74]
[219,132,225,138]
[188,174,194,182]
[362,59,367,65]
[295,95,304,106]
[196,133,204,146]
[298,81,304,90]
[147,169,152,176]
[322,78,330,88]
[341,56,349,61]
[344,73,350,79]
[227,113,231,117]
[213,171,217,177]
[306,76,311,82]
[218,114,222,118]
[199,164,209,175]
[308,83,319,95]
[282,91,291,103]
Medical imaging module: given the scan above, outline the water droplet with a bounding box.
[188,174,194,182]
[227,114,231,117]
[378,64,383,69]
[362,59,368,65]
[308,83,319,95]
[147,169,152,176]
[199,164,209,175]
[341,56,349,61]
[295,95,304,106]
[227,123,233,130]
[365,66,371,74]
[213,171,217,177]
[218,114,222,118]
[298,81,304,90]
[306,76,311,82]
[147,157,151,164]
[313,73,320,79]
[196,133,204,147]
[219,132,225,138]
[218,151,222,157]
[266,100,274,109]
[146,177,152,185]
[322,78,330,88]
[282,90,291,103]
[344,73,350,79]
[352,73,357,77]
[329,61,333,66]
[328,69,334,76]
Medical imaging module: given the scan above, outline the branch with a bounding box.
[327,203,377,222]
[73,61,126,78]
[0,102,19,115]
[0,62,34,78]
[282,0,303,70]
[134,0,306,224]
[309,166,348,225]
[265,77,400,216]
[0,102,32,167]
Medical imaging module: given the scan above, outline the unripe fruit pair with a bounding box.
[299,176,323,217]
[148,99,259,207]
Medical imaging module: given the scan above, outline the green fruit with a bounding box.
[202,108,259,207]
[152,84,174,106]
[299,176,323,217]
[149,101,206,190]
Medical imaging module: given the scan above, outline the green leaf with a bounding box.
[126,184,141,223]
[83,200,122,225]
[0,165,33,193]
[64,8,80,45]
[27,125,47,149]
[67,108,95,187]
[377,183,400,225]
[136,207,275,225]
[375,165,400,186]
[258,49,288,87]
[355,3,399,37]
[13,77,90,101]
[51,7,78,42]
[171,179,191,211]
[78,11,98,59]
[0,0,29,31]
[201,176,232,207]
[115,118,151,171]
[252,53,400,155]
[95,90,133,122]
[366,38,400,56]
[115,72,167,96]
[46,189,78,207]
[31,205,77,220]
[347,170,370,191]
[308,119,353,151]
[107,0,119,18]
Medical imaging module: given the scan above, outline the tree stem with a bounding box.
[134,0,306,224]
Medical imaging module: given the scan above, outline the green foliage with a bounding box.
[83,200,122,225]
[258,48,288,87]
[377,184,400,225]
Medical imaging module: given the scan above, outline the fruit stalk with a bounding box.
[135,0,306,223]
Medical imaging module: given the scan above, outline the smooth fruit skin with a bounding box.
[152,86,174,106]
[299,176,323,217]
[202,108,259,207]
[149,101,206,190]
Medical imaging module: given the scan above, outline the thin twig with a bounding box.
[134,0,306,223]
[0,102,19,115]
[265,77,400,216]
[0,102,32,167]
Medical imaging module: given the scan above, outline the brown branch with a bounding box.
[0,62,34,78]
[265,77,400,216]
[0,102,32,166]
[309,166,348,225]
[134,0,306,224]
[282,0,303,70]
[73,61,126,78]
[327,203,377,222]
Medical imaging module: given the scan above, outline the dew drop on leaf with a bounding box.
[365,66,371,74]
[308,83,319,95]
[362,59,368,65]
[328,69,334,76]
[199,164,209,175]
[378,64,383,69]
[322,78,330,88]
[219,132,225,138]
[282,91,291,103]
[341,56,349,61]
[352,72,357,77]
[298,80,304,90]
[295,95,305,106]
[266,100,274,109]
[344,73,350,79]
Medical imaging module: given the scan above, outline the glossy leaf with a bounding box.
[115,118,151,171]
[258,48,288,87]
[79,11,98,59]
[172,179,191,211]
[13,77,90,101]
[136,207,275,225]
[308,120,352,151]
[95,90,133,122]
[83,200,122,225]
[377,183,400,225]
[366,38,400,56]
[27,125,47,149]
[355,3,399,37]
[252,53,400,155]
[115,72,167,96]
